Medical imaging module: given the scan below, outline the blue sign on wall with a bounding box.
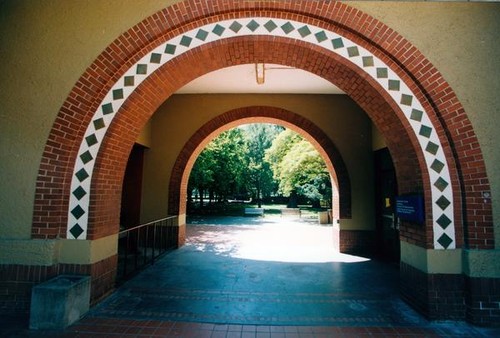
[395,195,424,224]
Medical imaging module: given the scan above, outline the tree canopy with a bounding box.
[188,124,331,209]
[265,129,331,208]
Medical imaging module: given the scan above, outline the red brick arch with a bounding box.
[32,0,493,253]
[168,106,351,221]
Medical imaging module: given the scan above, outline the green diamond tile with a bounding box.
[124,76,134,87]
[264,20,277,32]
[80,150,93,164]
[419,125,432,138]
[164,44,176,55]
[425,141,439,155]
[101,103,114,115]
[75,168,89,182]
[212,24,225,36]
[434,177,449,192]
[401,94,413,106]
[246,20,259,32]
[388,79,400,91]
[69,224,84,239]
[331,38,344,49]
[229,21,242,33]
[437,233,453,249]
[180,35,192,47]
[85,134,98,147]
[347,46,359,57]
[196,29,209,41]
[112,89,123,100]
[315,31,327,43]
[410,109,424,122]
[136,64,147,75]
[93,118,105,130]
[150,53,161,64]
[436,195,451,211]
[431,159,445,173]
[72,186,87,200]
[298,25,311,38]
[281,22,294,34]
[436,214,452,229]
[376,67,388,78]
[71,205,85,220]
[362,56,374,67]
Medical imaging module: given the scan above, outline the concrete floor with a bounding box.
[2,216,498,337]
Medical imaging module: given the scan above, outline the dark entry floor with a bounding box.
[3,217,498,337]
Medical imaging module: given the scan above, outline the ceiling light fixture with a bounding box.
[255,63,265,84]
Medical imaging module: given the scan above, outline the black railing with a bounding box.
[116,216,178,285]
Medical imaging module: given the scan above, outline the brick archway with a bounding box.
[168,106,351,222]
[33,1,493,251]
[30,0,494,323]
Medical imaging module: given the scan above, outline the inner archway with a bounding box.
[169,107,351,232]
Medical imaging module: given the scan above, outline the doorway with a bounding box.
[120,144,146,230]
[374,148,400,262]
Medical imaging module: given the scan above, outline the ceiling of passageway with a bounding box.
[176,64,345,94]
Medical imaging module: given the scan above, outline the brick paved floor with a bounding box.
[2,217,499,337]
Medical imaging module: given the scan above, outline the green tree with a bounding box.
[188,128,248,207]
[188,148,215,208]
[265,129,332,208]
[242,124,282,207]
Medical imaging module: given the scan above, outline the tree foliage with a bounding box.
[188,124,331,209]
[265,129,331,207]
[188,128,247,206]
[242,124,282,207]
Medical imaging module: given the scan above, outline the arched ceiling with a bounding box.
[176,63,344,94]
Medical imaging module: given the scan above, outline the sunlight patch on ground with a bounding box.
[187,219,370,264]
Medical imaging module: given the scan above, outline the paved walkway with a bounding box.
[2,216,499,337]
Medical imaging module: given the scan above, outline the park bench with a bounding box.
[280,208,301,218]
[244,208,264,216]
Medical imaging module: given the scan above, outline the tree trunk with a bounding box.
[287,190,298,208]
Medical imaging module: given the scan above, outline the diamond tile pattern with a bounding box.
[437,233,453,249]
[68,17,455,250]
[281,22,294,34]
[246,20,260,32]
[102,103,114,115]
[264,20,277,32]
[72,186,87,200]
[298,25,311,38]
[180,35,192,47]
[196,29,209,41]
[315,31,327,43]
[71,205,85,219]
[229,21,242,33]
[436,214,452,229]
[331,38,344,49]
[69,223,84,239]
[75,168,89,182]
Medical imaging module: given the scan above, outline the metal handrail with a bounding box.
[116,216,178,285]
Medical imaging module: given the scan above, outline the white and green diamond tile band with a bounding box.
[68,17,455,249]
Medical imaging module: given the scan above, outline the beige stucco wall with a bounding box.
[141,94,374,231]
[0,0,498,268]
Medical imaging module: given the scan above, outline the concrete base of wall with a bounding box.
[29,275,90,330]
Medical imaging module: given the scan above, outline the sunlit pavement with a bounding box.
[186,215,369,263]
[3,216,498,337]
